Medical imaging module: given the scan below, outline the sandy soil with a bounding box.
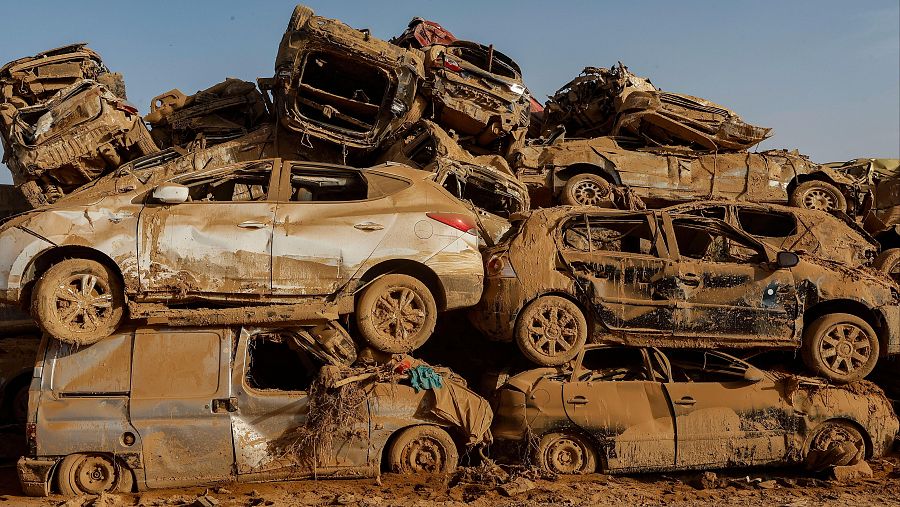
[2,456,898,507]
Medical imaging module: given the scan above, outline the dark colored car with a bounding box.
[492,345,898,475]
[470,206,900,382]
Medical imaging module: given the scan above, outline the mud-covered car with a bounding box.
[17,325,492,496]
[270,5,425,152]
[423,41,530,157]
[664,201,879,269]
[514,136,857,213]
[492,345,898,475]
[470,206,899,382]
[0,159,485,354]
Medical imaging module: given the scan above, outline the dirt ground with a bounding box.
[2,453,898,507]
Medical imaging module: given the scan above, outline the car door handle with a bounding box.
[675,396,696,406]
[354,222,384,231]
[566,396,589,406]
[237,221,267,229]
[680,273,701,286]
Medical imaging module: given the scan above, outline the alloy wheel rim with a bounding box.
[572,180,610,206]
[527,305,579,358]
[53,274,113,332]
[802,189,835,211]
[372,286,426,343]
[818,323,871,376]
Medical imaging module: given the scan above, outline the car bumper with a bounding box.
[17,457,56,497]
[877,303,900,355]
[469,276,522,342]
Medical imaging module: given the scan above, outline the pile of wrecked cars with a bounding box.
[0,4,898,498]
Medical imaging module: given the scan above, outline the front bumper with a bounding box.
[17,456,56,497]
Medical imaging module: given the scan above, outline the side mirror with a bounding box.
[743,366,765,383]
[776,251,799,268]
[151,183,189,204]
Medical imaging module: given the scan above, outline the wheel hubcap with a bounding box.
[372,287,426,344]
[546,437,585,474]
[405,437,445,473]
[572,180,610,207]
[819,323,871,376]
[802,189,835,211]
[527,304,579,359]
[53,274,113,332]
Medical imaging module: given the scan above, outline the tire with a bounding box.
[789,180,847,213]
[535,432,597,475]
[801,313,879,383]
[514,296,588,366]
[805,420,866,472]
[560,173,614,207]
[31,259,125,346]
[388,425,459,474]
[873,248,900,284]
[355,274,437,353]
[57,454,133,496]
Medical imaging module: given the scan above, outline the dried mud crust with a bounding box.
[514,296,588,366]
[388,425,459,474]
[801,313,879,383]
[56,453,133,496]
[31,259,125,345]
[356,274,437,353]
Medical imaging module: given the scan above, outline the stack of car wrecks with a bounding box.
[0,5,898,498]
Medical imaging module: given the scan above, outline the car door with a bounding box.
[664,215,800,346]
[137,160,280,296]
[662,350,796,468]
[269,163,402,295]
[557,212,676,342]
[562,347,676,471]
[129,328,235,489]
[231,328,366,479]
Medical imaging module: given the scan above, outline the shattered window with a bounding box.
[678,206,726,220]
[178,164,272,202]
[737,209,797,238]
[441,172,524,218]
[671,220,764,263]
[666,350,750,383]
[245,332,319,392]
[562,215,657,256]
[576,348,650,382]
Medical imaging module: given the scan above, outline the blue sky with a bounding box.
[1,1,898,185]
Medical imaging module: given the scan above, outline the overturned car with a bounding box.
[18,325,492,496]
[492,345,898,475]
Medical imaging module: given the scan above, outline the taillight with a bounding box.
[486,252,516,278]
[441,57,462,73]
[427,212,477,236]
[26,422,37,454]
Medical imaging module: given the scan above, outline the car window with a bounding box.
[177,161,273,202]
[577,348,650,382]
[562,214,658,256]
[131,331,221,399]
[736,209,797,238]
[287,167,368,202]
[671,219,764,263]
[666,349,751,383]
[245,332,320,392]
[678,206,726,220]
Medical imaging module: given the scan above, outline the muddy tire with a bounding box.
[535,432,597,475]
[388,425,459,474]
[32,259,125,345]
[57,454,133,495]
[356,274,437,353]
[515,296,587,366]
[560,173,614,207]
[805,420,866,472]
[801,313,879,383]
[789,180,847,213]
[873,248,900,284]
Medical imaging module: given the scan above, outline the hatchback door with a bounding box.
[269,164,405,295]
[129,328,234,488]
[562,348,675,471]
[665,215,799,346]
[137,160,280,296]
[662,350,795,468]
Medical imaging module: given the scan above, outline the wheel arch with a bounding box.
[804,417,873,460]
[21,246,126,304]
[357,259,447,311]
[803,299,888,357]
[787,172,844,197]
[555,162,622,189]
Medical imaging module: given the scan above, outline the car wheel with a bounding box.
[805,420,866,472]
[561,173,614,207]
[57,454,133,495]
[388,425,459,474]
[535,432,597,475]
[789,180,847,213]
[515,296,587,366]
[873,248,900,284]
[801,313,879,383]
[32,259,125,346]
[356,274,437,353]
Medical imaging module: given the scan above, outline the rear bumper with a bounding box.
[17,456,56,497]
[441,273,484,310]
